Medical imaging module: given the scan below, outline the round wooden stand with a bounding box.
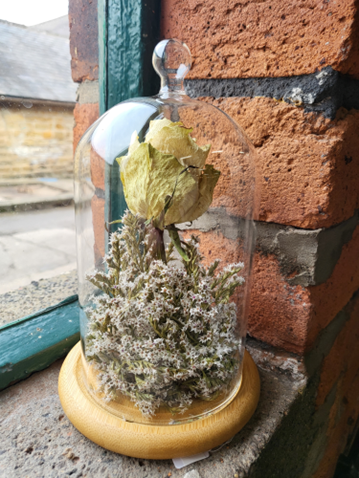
[58,342,260,460]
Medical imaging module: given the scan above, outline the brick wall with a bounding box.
[69,0,102,269]
[0,103,74,179]
[70,1,359,476]
[162,1,359,476]
[70,0,100,150]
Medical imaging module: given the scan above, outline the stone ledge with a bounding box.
[0,195,73,213]
[0,270,77,328]
[0,179,74,213]
[0,343,305,478]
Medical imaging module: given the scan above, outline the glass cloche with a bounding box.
[74,39,258,427]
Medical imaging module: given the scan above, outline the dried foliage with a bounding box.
[86,211,244,417]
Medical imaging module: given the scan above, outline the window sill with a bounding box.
[0,270,77,328]
[0,340,306,477]
[0,271,79,391]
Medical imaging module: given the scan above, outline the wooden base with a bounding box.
[59,342,260,460]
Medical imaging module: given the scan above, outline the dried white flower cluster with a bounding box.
[86,211,244,417]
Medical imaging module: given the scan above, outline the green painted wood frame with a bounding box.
[0,297,79,391]
[100,0,161,237]
[0,0,161,391]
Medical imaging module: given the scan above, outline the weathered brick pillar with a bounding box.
[69,0,103,262]
[70,0,99,140]
[161,1,359,477]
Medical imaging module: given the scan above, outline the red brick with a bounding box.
[161,0,359,79]
[69,0,98,82]
[178,103,261,220]
[308,226,359,347]
[181,228,311,353]
[182,230,241,268]
[312,383,359,478]
[249,225,359,354]
[91,195,105,264]
[249,252,311,354]
[73,103,103,189]
[312,294,359,478]
[73,103,99,153]
[316,292,359,407]
[207,97,359,229]
[90,150,105,190]
[181,222,359,355]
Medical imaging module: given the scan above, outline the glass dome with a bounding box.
[74,39,258,426]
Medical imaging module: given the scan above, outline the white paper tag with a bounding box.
[172,451,210,469]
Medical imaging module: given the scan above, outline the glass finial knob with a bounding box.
[153,39,192,94]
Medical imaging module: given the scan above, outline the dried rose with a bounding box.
[117,119,220,226]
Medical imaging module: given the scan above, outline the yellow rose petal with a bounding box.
[146,119,211,169]
[117,143,199,225]
[145,118,176,143]
[147,145,199,225]
[128,130,140,155]
[183,164,221,222]
[117,143,151,219]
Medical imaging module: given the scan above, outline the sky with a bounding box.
[0,0,68,26]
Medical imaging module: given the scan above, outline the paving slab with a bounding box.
[0,207,76,294]
[0,207,75,236]
[14,228,77,257]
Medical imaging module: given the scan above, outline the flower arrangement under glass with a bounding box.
[85,119,245,417]
[59,38,259,459]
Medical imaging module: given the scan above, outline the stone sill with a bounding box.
[0,270,77,328]
[0,272,308,477]
[0,340,306,478]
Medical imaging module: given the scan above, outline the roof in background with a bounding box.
[29,15,70,39]
[0,19,77,103]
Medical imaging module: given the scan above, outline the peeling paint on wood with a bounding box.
[0,296,79,390]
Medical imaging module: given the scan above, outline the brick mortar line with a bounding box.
[76,80,99,105]
[94,187,105,200]
[177,208,359,287]
[93,185,359,287]
[185,67,359,119]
